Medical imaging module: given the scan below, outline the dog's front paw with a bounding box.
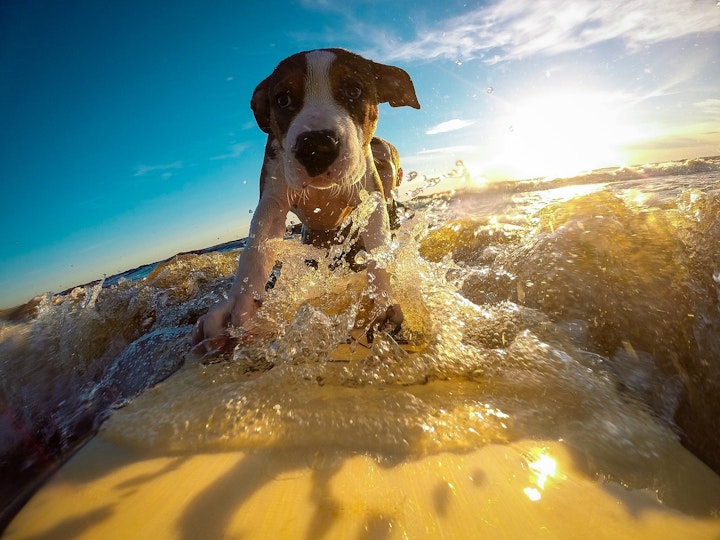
[190,302,238,361]
[191,299,234,345]
[367,303,404,343]
[189,332,238,363]
[190,293,265,361]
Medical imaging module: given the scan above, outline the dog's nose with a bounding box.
[293,130,340,177]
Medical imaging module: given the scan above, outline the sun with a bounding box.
[494,92,635,179]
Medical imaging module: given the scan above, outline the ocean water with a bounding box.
[1,156,720,530]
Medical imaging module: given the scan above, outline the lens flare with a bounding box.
[523,448,559,501]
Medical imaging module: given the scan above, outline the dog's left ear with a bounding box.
[251,77,272,134]
[372,63,421,109]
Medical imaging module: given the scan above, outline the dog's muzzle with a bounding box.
[293,130,340,177]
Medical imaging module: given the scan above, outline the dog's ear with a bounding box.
[372,63,421,109]
[251,77,272,133]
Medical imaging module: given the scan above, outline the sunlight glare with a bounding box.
[498,92,635,179]
[529,453,557,489]
[535,183,606,203]
[523,448,559,502]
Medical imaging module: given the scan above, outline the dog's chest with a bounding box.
[289,188,357,231]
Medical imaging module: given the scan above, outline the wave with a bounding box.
[2,155,720,527]
[519,155,720,188]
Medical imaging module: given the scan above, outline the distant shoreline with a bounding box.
[0,237,251,321]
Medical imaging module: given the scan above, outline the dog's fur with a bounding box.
[192,48,420,351]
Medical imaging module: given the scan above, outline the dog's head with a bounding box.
[251,48,420,190]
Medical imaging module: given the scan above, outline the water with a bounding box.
[2,156,720,530]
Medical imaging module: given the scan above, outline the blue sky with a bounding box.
[1,0,719,308]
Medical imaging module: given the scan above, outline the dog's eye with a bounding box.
[342,83,363,101]
[275,92,293,109]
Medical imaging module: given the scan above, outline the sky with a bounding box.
[1,0,719,309]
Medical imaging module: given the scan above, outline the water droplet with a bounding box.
[248,209,253,213]
[313,207,321,214]
[354,250,369,265]
[486,87,494,94]
[242,179,248,185]
[455,59,463,66]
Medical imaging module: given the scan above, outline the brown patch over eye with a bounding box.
[341,80,363,101]
[268,65,306,136]
[275,91,293,109]
[329,56,378,144]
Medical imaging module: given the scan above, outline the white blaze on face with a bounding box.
[284,50,366,189]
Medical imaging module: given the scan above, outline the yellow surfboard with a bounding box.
[6,434,720,539]
[6,339,720,540]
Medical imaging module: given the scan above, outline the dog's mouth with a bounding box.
[301,176,336,189]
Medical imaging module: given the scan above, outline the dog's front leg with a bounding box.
[227,193,288,323]
[192,191,289,349]
[360,193,404,336]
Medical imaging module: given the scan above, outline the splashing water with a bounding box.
[102,177,707,493]
[3,157,720,523]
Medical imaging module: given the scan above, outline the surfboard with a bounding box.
[6,339,720,539]
[5,434,720,539]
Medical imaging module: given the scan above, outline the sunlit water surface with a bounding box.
[2,157,720,536]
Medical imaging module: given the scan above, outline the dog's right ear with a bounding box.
[251,77,272,134]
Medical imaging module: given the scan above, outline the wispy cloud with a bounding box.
[696,98,720,119]
[401,144,486,177]
[133,161,183,178]
[210,142,251,161]
[367,0,720,63]
[415,145,481,156]
[426,119,476,135]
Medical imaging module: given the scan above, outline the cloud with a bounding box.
[624,133,718,151]
[415,145,481,156]
[402,145,483,168]
[297,0,339,9]
[696,98,720,119]
[211,143,251,161]
[426,119,476,135]
[133,161,183,177]
[367,0,720,63]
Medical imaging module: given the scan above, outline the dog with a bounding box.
[371,137,406,231]
[299,136,404,249]
[192,48,420,353]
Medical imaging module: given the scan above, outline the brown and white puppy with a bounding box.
[300,136,404,249]
[192,48,420,353]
